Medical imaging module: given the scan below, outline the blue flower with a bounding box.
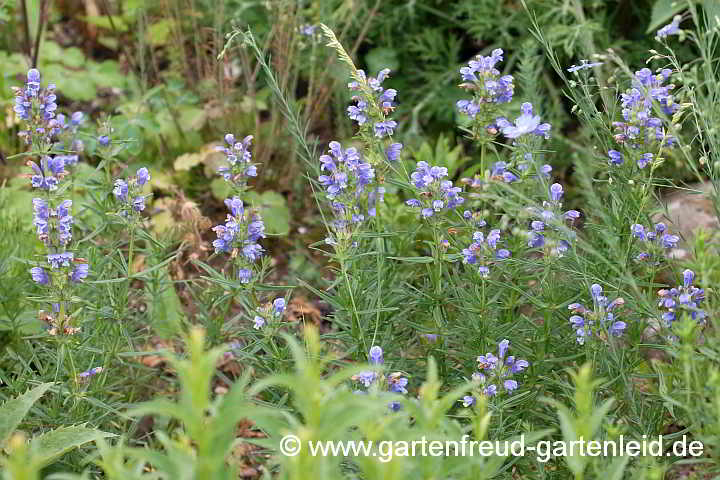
[608,149,624,165]
[373,120,397,138]
[657,269,706,326]
[253,315,265,329]
[27,157,62,190]
[610,67,678,156]
[457,48,514,116]
[78,366,103,379]
[387,373,408,394]
[238,268,252,283]
[70,264,89,283]
[47,252,74,269]
[385,142,403,161]
[215,134,257,190]
[637,153,653,169]
[470,339,530,407]
[369,345,384,365]
[461,227,510,276]
[113,179,128,201]
[346,68,399,140]
[525,183,579,256]
[657,15,681,39]
[406,162,464,219]
[499,102,551,140]
[631,222,680,261]
[136,167,150,186]
[300,24,317,36]
[30,267,50,285]
[461,395,476,407]
[273,298,286,315]
[132,196,146,212]
[569,284,626,345]
[224,197,244,216]
[567,60,604,73]
[318,142,380,243]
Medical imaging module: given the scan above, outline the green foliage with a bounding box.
[0,383,113,477]
[2,0,720,478]
[0,383,54,448]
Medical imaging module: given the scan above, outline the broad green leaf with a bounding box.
[30,426,115,467]
[149,168,175,191]
[147,19,174,46]
[365,47,399,74]
[173,152,204,171]
[0,383,53,447]
[647,0,686,33]
[81,15,129,32]
[210,177,232,201]
[178,106,207,131]
[61,47,86,68]
[246,191,290,235]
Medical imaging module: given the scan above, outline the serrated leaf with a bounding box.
[173,152,204,171]
[149,168,174,191]
[30,426,115,467]
[178,106,206,131]
[0,383,54,447]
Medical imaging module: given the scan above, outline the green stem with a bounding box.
[341,254,365,355]
[128,223,136,280]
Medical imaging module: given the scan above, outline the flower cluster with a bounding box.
[461,227,510,277]
[630,222,679,261]
[27,155,67,191]
[607,67,678,170]
[568,284,626,345]
[318,141,382,246]
[495,102,551,140]
[32,198,73,247]
[211,196,266,284]
[658,269,706,326]
[405,162,464,219]
[13,69,59,148]
[352,346,409,411]
[215,134,258,194]
[525,183,580,257]
[253,298,286,330]
[113,167,151,215]
[18,70,89,338]
[491,153,553,185]
[53,111,86,159]
[462,339,528,406]
[346,69,403,163]
[456,49,514,123]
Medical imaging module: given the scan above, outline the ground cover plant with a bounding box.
[1,0,720,478]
